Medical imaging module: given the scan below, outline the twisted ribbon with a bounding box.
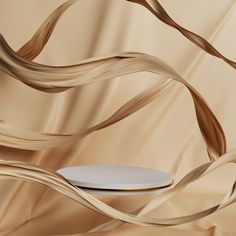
[0,0,235,234]
[127,0,236,70]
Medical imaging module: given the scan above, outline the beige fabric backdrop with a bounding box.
[0,0,236,235]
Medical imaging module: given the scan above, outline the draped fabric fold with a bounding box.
[0,0,236,235]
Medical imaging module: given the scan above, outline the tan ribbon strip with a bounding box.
[15,0,236,71]
[0,0,226,159]
[89,150,236,233]
[127,0,236,70]
[0,40,226,164]
[0,77,172,150]
[0,0,235,233]
[0,36,226,161]
[16,0,79,61]
[0,148,236,230]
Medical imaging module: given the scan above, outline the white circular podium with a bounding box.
[57,165,173,195]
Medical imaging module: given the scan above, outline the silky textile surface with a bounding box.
[0,0,236,235]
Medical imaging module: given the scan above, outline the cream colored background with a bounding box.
[0,0,236,235]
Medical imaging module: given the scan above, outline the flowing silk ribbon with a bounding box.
[0,148,236,230]
[127,0,236,70]
[0,0,235,234]
[0,37,227,162]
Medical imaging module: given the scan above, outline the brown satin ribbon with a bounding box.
[0,0,235,234]
[0,149,236,232]
[127,0,236,70]
[0,37,226,161]
[17,0,236,70]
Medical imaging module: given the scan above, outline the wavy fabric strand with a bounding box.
[0,0,235,235]
[127,0,236,70]
[0,37,226,161]
[0,148,236,228]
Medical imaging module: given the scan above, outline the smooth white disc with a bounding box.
[79,185,172,196]
[57,165,173,191]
